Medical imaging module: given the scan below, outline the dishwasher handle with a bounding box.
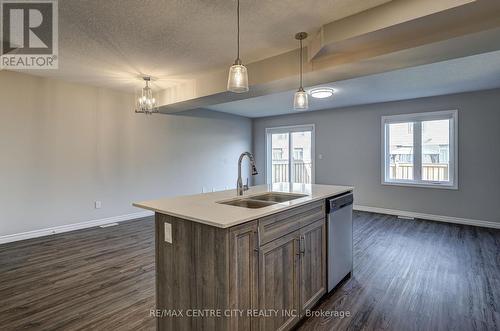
[326,192,353,213]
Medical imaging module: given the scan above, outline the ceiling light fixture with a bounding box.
[135,77,158,115]
[293,32,308,110]
[310,87,335,99]
[227,0,249,93]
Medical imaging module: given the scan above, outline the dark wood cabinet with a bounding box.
[229,221,259,331]
[258,231,301,331]
[299,219,326,314]
[155,200,328,331]
[155,214,230,331]
[257,216,326,331]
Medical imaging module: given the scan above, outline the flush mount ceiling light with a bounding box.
[293,32,308,111]
[227,0,249,93]
[135,77,158,115]
[310,87,335,99]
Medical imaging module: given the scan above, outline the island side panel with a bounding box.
[155,213,230,331]
[228,221,259,331]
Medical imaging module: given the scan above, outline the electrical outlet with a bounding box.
[95,201,102,209]
[164,223,172,243]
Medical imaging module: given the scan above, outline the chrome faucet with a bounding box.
[237,152,258,196]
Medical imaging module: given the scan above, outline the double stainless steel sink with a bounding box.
[218,192,308,209]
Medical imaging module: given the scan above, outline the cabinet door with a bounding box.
[229,221,259,331]
[299,218,326,313]
[258,232,300,331]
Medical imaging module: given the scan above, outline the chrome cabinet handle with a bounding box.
[300,236,305,255]
[253,231,259,253]
[295,237,301,256]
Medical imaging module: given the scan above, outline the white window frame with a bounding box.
[381,110,458,189]
[265,124,315,184]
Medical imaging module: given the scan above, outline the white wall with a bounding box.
[0,71,252,237]
[253,89,500,224]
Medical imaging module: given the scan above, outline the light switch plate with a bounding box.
[164,223,172,243]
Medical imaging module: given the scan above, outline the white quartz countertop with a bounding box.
[133,183,353,228]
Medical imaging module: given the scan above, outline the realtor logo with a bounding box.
[1,0,58,69]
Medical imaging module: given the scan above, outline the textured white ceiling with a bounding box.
[207,50,500,117]
[15,0,391,91]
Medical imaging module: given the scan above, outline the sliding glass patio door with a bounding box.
[266,125,315,184]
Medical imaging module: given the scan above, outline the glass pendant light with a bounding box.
[135,77,158,115]
[227,0,249,93]
[293,32,308,110]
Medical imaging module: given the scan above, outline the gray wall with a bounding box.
[253,89,500,223]
[0,71,252,236]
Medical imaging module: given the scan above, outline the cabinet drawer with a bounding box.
[259,200,325,246]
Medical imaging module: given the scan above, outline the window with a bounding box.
[293,148,304,161]
[382,110,458,189]
[272,148,284,160]
[266,125,315,184]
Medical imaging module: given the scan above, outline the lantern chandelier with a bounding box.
[135,77,158,115]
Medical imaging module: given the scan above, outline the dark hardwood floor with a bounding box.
[298,212,500,331]
[1,212,499,330]
[0,219,156,330]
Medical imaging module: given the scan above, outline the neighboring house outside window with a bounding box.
[272,148,284,160]
[293,148,304,161]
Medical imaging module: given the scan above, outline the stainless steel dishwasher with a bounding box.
[327,192,354,292]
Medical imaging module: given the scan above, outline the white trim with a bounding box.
[381,109,457,124]
[265,124,315,134]
[265,124,315,185]
[382,180,457,189]
[0,211,154,245]
[353,205,500,229]
[414,121,422,182]
[381,109,458,190]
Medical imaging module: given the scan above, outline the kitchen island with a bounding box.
[134,183,353,331]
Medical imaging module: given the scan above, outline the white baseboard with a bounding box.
[0,211,154,245]
[354,205,500,229]
[2,206,497,244]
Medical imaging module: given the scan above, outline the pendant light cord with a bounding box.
[237,0,240,62]
[299,38,303,89]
